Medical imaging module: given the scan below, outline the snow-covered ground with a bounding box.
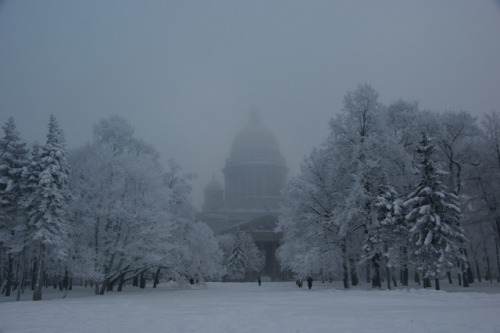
[1,281,500,333]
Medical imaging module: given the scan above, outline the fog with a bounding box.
[1,1,499,209]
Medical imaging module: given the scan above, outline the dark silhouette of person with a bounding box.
[296,279,303,288]
[258,276,261,286]
[307,276,313,289]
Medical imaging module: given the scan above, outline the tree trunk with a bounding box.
[401,246,408,286]
[462,271,469,287]
[371,253,381,288]
[99,279,108,295]
[94,218,100,295]
[139,272,146,289]
[341,240,350,289]
[414,271,420,286]
[495,240,500,282]
[153,268,161,288]
[32,244,44,301]
[461,257,469,288]
[392,273,398,287]
[435,278,440,291]
[468,266,474,284]
[475,261,482,283]
[366,261,371,284]
[463,248,474,284]
[483,231,492,282]
[117,272,125,291]
[106,279,114,292]
[63,270,69,290]
[350,264,359,286]
[31,257,37,291]
[447,271,453,284]
[349,257,358,287]
[16,251,26,301]
[386,266,391,290]
[4,253,13,297]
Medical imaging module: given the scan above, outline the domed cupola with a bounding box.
[228,111,285,165]
[223,111,287,210]
[202,176,224,213]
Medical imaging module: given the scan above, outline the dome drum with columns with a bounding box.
[200,111,288,280]
[223,110,287,212]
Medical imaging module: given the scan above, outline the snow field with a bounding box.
[1,282,500,333]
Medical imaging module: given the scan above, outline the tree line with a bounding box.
[277,84,500,290]
[0,116,225,300]
[2,84,499,298]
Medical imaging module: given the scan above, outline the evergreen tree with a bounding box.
[223,231,262,281]
[20,142,43,225]
[0,118,29,246]
[28,115,71,300]
[0,117,29,296]
[365,184,407,289]
[226,232,248,280]
[403,131,467,290]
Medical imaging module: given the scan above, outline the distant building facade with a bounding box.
[199,111,288,280]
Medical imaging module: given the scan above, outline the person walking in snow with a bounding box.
[307,276,313,289]
[258,276,261,286]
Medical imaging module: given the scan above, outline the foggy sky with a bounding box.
[1,1,499,209]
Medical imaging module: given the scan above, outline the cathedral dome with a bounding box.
[227,111,284,166]
[223,111,287,211]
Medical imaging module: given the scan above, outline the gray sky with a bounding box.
[1,0,499,209]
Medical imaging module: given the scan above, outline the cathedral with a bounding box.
[200,111,288,280]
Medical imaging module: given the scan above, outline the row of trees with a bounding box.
[4,84,496,297]
[0,116,228,300]
[0,116,70,300]
[277,84,500,290]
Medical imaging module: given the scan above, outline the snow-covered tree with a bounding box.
[364,184,406,289]
[466,110,500,282]
[26,115,71,300]
[433,111,480,196]
[403,131,467,290]
[163,159,196,221]
[69,141,169,293]
[323,84,387,287]
[0,118,29,296]
[278,84,413,289]
[226,233,247,280]
[276,146,344,285]
[180,221,223,283]
[220,231,263,281]
[330,84,412,288]
[68,116,219,293]
[386,99,421,151]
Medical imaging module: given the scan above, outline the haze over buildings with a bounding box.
[199,111,287,279]
[1,1,499,208]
